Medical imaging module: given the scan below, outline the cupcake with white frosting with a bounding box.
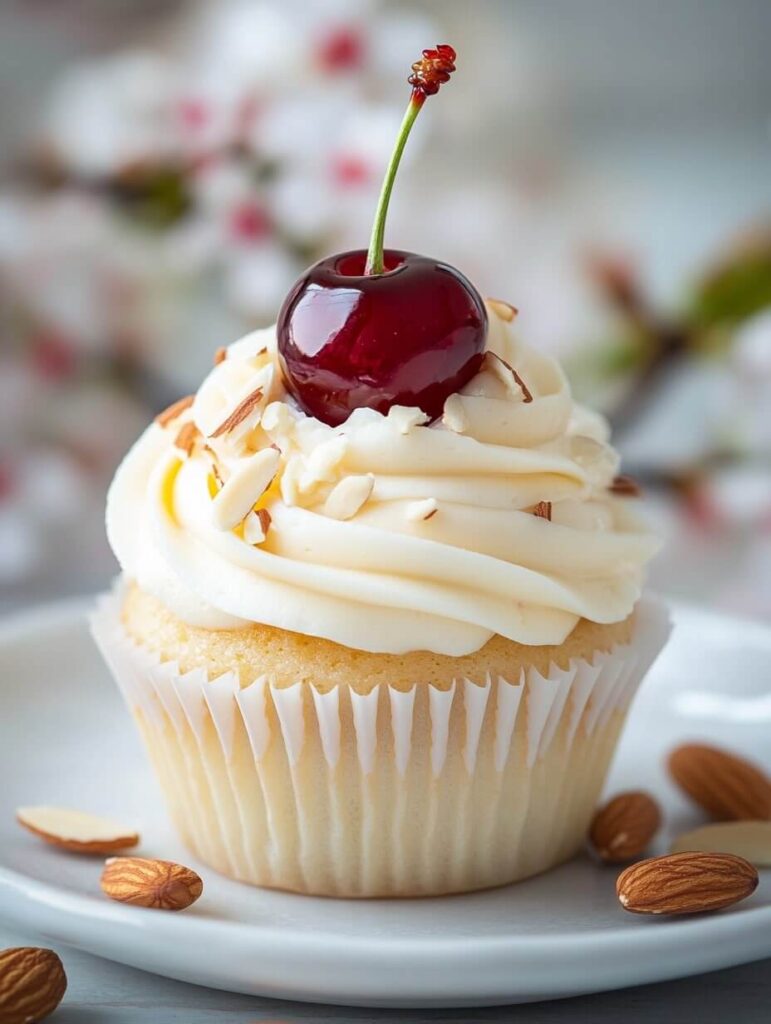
[92,299,668,897]
[92,43,668,896]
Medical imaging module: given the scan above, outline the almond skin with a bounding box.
[589,791,661,863]
[668,743,771,821]
[0,947,67,1024]
[617,851,758,916]
[100,857,203,911]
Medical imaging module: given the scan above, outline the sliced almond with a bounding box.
[442,394,469,434]
[210,447,281,531]
[324,474,374,521]
[406,498,439,522]
[173,421,200,457]
[101,857,202,911]
[511,367,533,403]
[298,436,348,491]
[155,395,194,427]
[387,406,430,434]
[485,351,519,393]
[487,297,518,322]
[208,385,264,439]
[213,346,227,365]
[672,820,771,867]
[243,507,272,544]
[533,500,552,521]
[485,352,533,403]
[204,446,226,489]
[17,806,139,854]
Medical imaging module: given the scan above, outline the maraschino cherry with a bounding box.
[277,44,487,427]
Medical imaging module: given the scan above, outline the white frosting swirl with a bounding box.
[107,302,659,655]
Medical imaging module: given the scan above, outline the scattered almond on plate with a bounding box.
[671,820,771,867]
[0,946,67,1023]
[101,857,203,911]
[16,806,140,855]
[667,743,771,821]
[589,790,661,863]
[616,851,759,916]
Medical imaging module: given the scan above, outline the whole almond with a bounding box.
[668,743,771,821]
[589,791,661,863]
[101,857,203,911]
[0,947,67,1024]
[16,806,139,855]
[672,820,771,867]
[617,851,758,915]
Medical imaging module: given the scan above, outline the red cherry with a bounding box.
[277,248,486,426]
[277,45,475,426]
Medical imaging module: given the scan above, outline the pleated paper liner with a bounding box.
[91,583,670,897]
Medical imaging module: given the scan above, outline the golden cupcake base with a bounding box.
[92,582,670,898]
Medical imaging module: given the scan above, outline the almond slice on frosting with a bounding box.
[387,406,430,434]
[244,507,272,544]
[211,447,281,531]
[324,474,374,520]
[487,297,518,322]
[442,394,469,434]
[208,385,264,439]
[406,498,439,522]
[298,436,349,492]
[486,352,533,402]
[17,806,140,854]
[155,395,194,427]
[173,421,200,457]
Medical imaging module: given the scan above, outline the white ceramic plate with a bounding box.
[0,598,769,1008]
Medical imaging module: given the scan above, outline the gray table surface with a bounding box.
[1,925,768,1023]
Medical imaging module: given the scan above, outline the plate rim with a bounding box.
[0,865,769,1005]
[1,856,770,954]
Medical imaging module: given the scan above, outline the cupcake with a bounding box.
[92,44,668,897]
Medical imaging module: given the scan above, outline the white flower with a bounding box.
[46,52,177,175]
[268,170,335,238]
[182,1,301,99]
[734,309,771,377]
[224,244,302,318]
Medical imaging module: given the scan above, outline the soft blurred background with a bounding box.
[1,0,769,617]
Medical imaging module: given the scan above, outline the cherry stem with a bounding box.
[364,90,425,276]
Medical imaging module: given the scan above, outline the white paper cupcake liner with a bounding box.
[91,584,670,897]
